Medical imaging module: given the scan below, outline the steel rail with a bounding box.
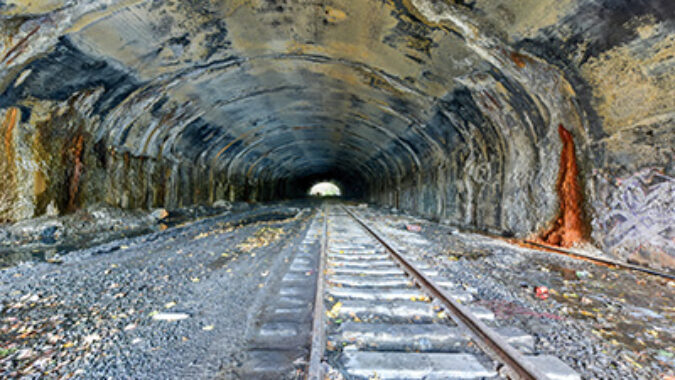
[521,240,675,281]
[343,206,548,380]
[442,227,674,280]
[306,204,328,379]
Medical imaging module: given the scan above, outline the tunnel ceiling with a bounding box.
[2,0,671,191]
[1,0,496,187]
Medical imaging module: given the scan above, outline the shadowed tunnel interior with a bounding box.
[0,0,673,269]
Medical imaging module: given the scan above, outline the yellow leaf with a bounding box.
[579,310,594,317]
[164,302,176,309]
[327,302,343,318]
[623,354,643,369]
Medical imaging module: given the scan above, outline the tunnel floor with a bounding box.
[0,202,673,379]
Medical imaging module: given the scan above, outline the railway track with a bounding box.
[307,205,580,380]
[238,204,581,379]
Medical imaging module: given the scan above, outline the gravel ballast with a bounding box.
[357,205,674,380]
[0,204,314,379]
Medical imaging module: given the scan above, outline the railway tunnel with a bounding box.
[1,0,674,265]
[0,0,673,379]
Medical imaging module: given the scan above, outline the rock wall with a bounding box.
[0,91,269,221]
[366,0,674,269]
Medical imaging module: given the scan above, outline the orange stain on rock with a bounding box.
[510,51,528,68]
[2,108,19,185]
[3,107,18,160]
[1,108,19,222]
[540,124,586,247]
[67,135,85,212]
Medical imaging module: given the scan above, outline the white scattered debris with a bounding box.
[45,201,59,217]
[20,293,39,302]
[152,312,190,321]
[213,199,232,209]
[150,208,169,221]
[124,323,137,331]
[83,333,101,344]
[16,349,34,360]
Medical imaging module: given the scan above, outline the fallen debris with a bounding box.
[237,226,285,252]
[151,312,190,321]
[405,224,422,232]
[534,286,549,300]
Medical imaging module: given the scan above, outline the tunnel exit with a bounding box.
[309,182,342,197]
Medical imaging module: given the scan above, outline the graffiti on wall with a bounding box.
[594,167,674,267]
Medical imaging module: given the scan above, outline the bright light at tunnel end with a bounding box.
[309,182,342,197]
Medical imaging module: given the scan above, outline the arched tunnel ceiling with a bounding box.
[3,0,671,193]
[2,0,494,189]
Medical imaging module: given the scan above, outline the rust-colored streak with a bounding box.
[540,124,586,247]
[3,108,18,163]
[67,135,85,212]
[0,108,19,222]
[2,108,19,192]
[2,25,41,65]
[510,51,527,69]
[483,90,501,109]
